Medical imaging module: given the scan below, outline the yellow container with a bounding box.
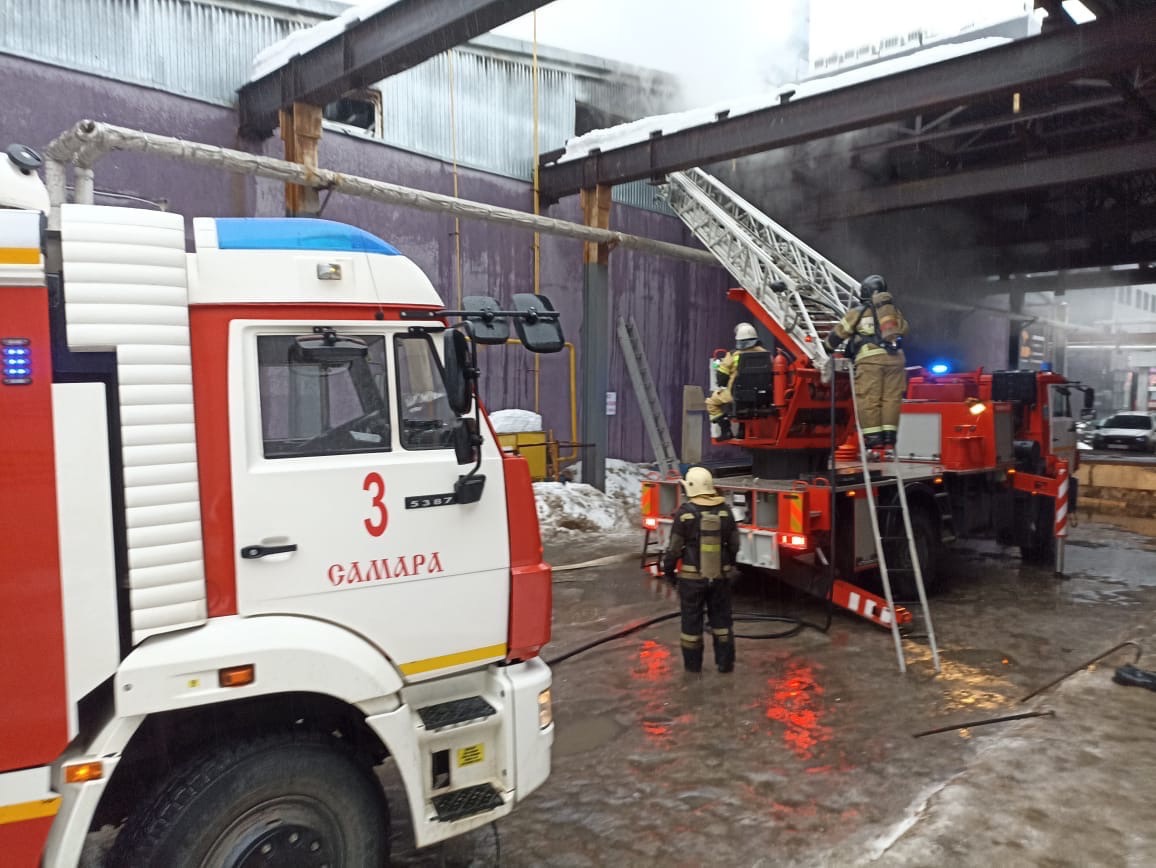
[497,431,549,481]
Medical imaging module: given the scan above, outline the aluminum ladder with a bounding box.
[662,168,860,365]
[616,316,680,478]
[848,366,941,674]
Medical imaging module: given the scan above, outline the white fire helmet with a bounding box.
[681,466,718,499]
[734,322,759,350]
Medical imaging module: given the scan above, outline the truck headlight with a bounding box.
[537,688,553,729]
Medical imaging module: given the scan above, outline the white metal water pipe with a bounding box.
[43,120,717,266]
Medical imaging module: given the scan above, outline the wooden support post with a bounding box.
[579,184,613,491]
[280,102,323,217]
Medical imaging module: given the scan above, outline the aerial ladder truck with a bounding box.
[642,169,1089,667]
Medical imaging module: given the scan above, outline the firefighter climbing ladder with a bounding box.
[663,168,859,364]
[665,165,940,673]
[849,369,942,674]
[617,316,680,478]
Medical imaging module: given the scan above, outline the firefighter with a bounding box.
[823,275,908,450]
[705,322,769,440]
[662,466,740,673]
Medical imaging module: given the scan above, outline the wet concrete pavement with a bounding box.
[391,519,1156,866]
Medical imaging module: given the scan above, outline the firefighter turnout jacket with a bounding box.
[662,497,740,579]
[826,291,908,362]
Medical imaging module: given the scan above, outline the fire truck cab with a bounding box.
[0,145,556,866]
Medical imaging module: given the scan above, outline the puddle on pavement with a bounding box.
[553,713,626,756]
[1081,512,1156,541]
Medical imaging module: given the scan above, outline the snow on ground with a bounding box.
[489,409,543,434]
[534,459,656,540]
[557,38,1010,163]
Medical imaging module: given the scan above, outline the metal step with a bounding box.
[432,783,504,822]
[417,696,496,731]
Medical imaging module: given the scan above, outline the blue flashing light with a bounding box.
[929,362,950,375]
[213,218,402,256]
[2,338,32,384]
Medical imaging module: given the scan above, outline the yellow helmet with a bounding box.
[681,466,718,499]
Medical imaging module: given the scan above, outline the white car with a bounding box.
[1090,412,1156,453]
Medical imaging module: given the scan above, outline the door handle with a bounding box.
[241,543,298,559]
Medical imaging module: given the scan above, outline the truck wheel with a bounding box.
[108,732,388,868]
[882,507,941,599]
[1020,499,1056,565]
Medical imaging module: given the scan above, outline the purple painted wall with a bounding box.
[3,52,749,465]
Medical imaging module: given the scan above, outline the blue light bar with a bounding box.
[2,338,31,385]
[929,362,950,375]
[213,218,401,255]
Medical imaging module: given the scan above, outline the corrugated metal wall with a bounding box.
[0,0,304,104]
[376,47,672,212]
[0,0,673,211]
[3,48,737,464]
[378,50,574,181]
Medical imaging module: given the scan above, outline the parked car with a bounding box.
[1090,412,1156,452]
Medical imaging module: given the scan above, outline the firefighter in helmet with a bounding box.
[823,275,908,450]
[662,466,740,673]
[705,322,769,441]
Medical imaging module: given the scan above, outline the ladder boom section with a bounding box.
[664,168,860,364]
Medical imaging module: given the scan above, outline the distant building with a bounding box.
[808,13,1041,78]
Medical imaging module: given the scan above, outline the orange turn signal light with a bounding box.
[643,517,658,530]
[218,664,255,688]
[778,533,808,549]
[65,761,103,784]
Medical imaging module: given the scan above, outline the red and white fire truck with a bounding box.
[0,144,558,866]
[642,169,1090,628]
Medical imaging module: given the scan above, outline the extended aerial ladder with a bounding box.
[662,168,940,672]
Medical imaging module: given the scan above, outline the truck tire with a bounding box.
[1020,499,1056,565]
[108,731,389,868]
[882,506,941,599]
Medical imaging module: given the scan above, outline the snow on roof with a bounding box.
[555,37,1012,163]
[250,0,402,82]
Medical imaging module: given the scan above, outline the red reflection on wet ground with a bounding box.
[630,640,695,747]
[632,639,672,683]
[764,662,833,760]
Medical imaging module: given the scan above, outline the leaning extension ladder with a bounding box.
[849,366,941,674]
[616,316,680,478]
[663,168,859,364]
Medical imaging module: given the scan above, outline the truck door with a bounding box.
[228,321,511,681]
[1048,384,1077,464]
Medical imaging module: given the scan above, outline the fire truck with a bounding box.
[641,169,1090,628]
[0,144,559,867]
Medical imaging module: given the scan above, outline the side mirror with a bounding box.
[463,296,511,345]
[291,332,368,364]
[512,293,564,354]
[452,417,481,466]
[442,330,474,416]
